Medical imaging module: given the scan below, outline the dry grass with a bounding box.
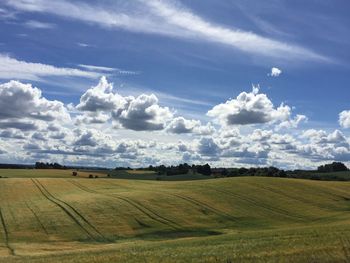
[0,176,350,262]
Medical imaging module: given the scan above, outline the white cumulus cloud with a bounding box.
[339,110,350,128]
[77,77,173,131]
[0,80,70,122]
[207,86,290,126]
[268,67,282,77]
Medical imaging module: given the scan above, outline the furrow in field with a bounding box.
[24,201,49,235]
[31,179,105,242]
[247,182,328,209]
[0,208,14,256]
[169,193,237,222]
[124,198,182,227]
[37,180,107,240]
[34,179,108,241]
[69,180,181,230]
[206,186,306,221]
[106,195,181,229]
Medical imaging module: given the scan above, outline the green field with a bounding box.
[0,170,350,262]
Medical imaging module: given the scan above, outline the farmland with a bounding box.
[0,169,107,179]
[0,170,350,262]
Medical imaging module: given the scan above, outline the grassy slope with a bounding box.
[0,175,349,262]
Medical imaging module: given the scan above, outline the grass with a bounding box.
[0,173,350,262]
[0,169,107,178]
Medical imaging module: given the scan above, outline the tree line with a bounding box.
[35,162,68,169]
[143,163,212,176]
[317,162,348,173]
[0,160,349,182]
[128,161,350,181]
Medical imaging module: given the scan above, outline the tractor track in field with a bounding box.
[24,201,48,235]
[31,179,107,242]
[101,180,237,223]
[69,180,182,230]
[205,186,306,221]
[247,182,326,210]
[168,193,237,222]
[0,208,15,256]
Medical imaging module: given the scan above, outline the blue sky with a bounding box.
[0,0,350,169]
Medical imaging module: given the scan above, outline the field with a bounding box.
[0,170,350,262]
[0,169,108,178]
[95,169,212,181]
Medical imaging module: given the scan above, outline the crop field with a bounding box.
[0,169,107,179]
[0,171,350,262]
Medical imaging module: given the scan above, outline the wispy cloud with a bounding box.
[143,1,329,62]
[78,64,139,75]
[77,42,93,48]
[5,0,179,36]
[0,7,17,20]
[0,53,100,81]
[158,92,212,107]
[6,0,329,62]
[78,64,116,72]
[117,85,212,110]
[24,20,55,29]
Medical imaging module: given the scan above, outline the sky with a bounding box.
[0,0,350,169]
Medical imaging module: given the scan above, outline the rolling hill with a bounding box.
[0,172,350,262]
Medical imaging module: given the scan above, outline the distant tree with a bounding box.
[35,162,67,169]
[228,169,240,177]
[157,165,167,175]
[267,167,279,177]
[238,167,248,175]
[221,168,228,176]
[197,163,212,176]
[317,162,348,173]
[277,170,287,177]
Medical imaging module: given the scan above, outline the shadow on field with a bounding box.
[135,229,222,241]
